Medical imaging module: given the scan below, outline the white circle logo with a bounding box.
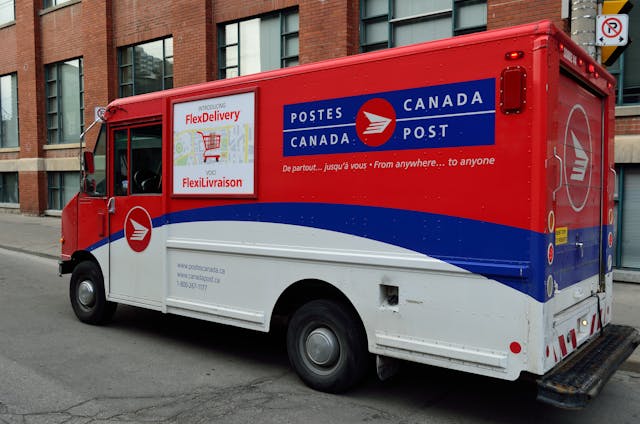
[124,206,152,252]
[563,104,593,212]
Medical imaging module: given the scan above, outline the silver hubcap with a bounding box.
[78,280,96,308]
[305,327,339,367]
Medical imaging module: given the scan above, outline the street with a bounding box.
[1,248,640,424]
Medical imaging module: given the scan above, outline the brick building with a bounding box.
[0,0,638,276]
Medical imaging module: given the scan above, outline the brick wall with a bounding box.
[81,0,115,150]
[298,0,359,63]
[616,116,640,135]
[40,3,83,64]
[0,25,17,73]
[15,1,45,214]
[17,171,47,215]
[487,0,568,32]
[1,0,637,214]
[170,0,212,87]
[16,1,43,161]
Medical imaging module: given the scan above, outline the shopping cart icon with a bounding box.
[197,131,221,162]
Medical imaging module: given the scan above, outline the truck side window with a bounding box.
[130,125,162,194]
[113,130,129,196]
[85,124,107,196]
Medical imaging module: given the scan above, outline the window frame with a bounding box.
[45,58,85,145]
[360,0,487,52]
[0,72,19,148]
[83,123,107,196]
[118,37,174,98]
[609,52,640,106]
[218,8,299,79]
[0,172,19,204]
[0,0,15,26]
[43,0,75,10]
[614,165,640,270]
[47,170,79,210]
[112,122,163,196]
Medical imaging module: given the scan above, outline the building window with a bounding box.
[43,0,74,9]
[48,171,78,210]
[0,0,15,25]
[0,172,19,204]
[360,0,487,52]
[219,9,299,79]
[0,73,18,148]
[615,166,640,270]
[607,12,639,105]
[46,58,84,144]
[119,38,174,97]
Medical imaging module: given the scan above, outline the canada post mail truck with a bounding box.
[59,21,640,408]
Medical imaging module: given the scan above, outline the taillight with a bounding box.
[500,67,527,114]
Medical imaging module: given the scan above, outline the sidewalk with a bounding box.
[0,212,60,259]
[0,211,638,370]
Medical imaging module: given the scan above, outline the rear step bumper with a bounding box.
[537,324,640,409]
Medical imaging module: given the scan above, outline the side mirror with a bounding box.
[83,151,95,174]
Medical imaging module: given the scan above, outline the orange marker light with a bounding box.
[505,51,524,60]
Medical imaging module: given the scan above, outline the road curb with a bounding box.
[0,244,58,261]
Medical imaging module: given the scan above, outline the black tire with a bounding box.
[286,299,369,393]
[69,260,116,325]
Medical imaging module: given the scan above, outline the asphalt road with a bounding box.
[1,248,640,424]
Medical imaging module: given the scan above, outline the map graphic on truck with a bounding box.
[173,91,255,195]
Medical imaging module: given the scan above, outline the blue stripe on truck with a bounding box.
[92,202,602,303]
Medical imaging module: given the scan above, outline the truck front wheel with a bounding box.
[286,299,369,393]
[70,260,116,325]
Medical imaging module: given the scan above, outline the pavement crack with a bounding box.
[0,372,295,424]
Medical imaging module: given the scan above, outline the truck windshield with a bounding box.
[84,124,107,196]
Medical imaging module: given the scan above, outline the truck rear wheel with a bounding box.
[70,260,116,325]
[286,299,368,393]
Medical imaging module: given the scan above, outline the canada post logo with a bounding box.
[563,104,593,212]
[356,98,396,146]
[124,206,152,253]
[283,79,495,156]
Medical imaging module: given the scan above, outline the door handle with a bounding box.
[551,147,563,201]
[575,242,584,258]
[107,197,116,214]
[98,211,106,236]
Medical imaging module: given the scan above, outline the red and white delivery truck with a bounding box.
[60,21,639,408]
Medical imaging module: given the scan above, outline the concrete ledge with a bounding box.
[615,135,640,163]
[615,269,640,284]
[616,105,640,117]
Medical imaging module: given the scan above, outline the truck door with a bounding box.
[108,123,165,306]
[553,73,603,289]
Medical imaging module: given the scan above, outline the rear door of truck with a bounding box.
[552,72,603,292]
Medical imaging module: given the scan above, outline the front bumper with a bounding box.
[58,259,75,275]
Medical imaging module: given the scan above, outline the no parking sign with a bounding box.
[596,14,629,46]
